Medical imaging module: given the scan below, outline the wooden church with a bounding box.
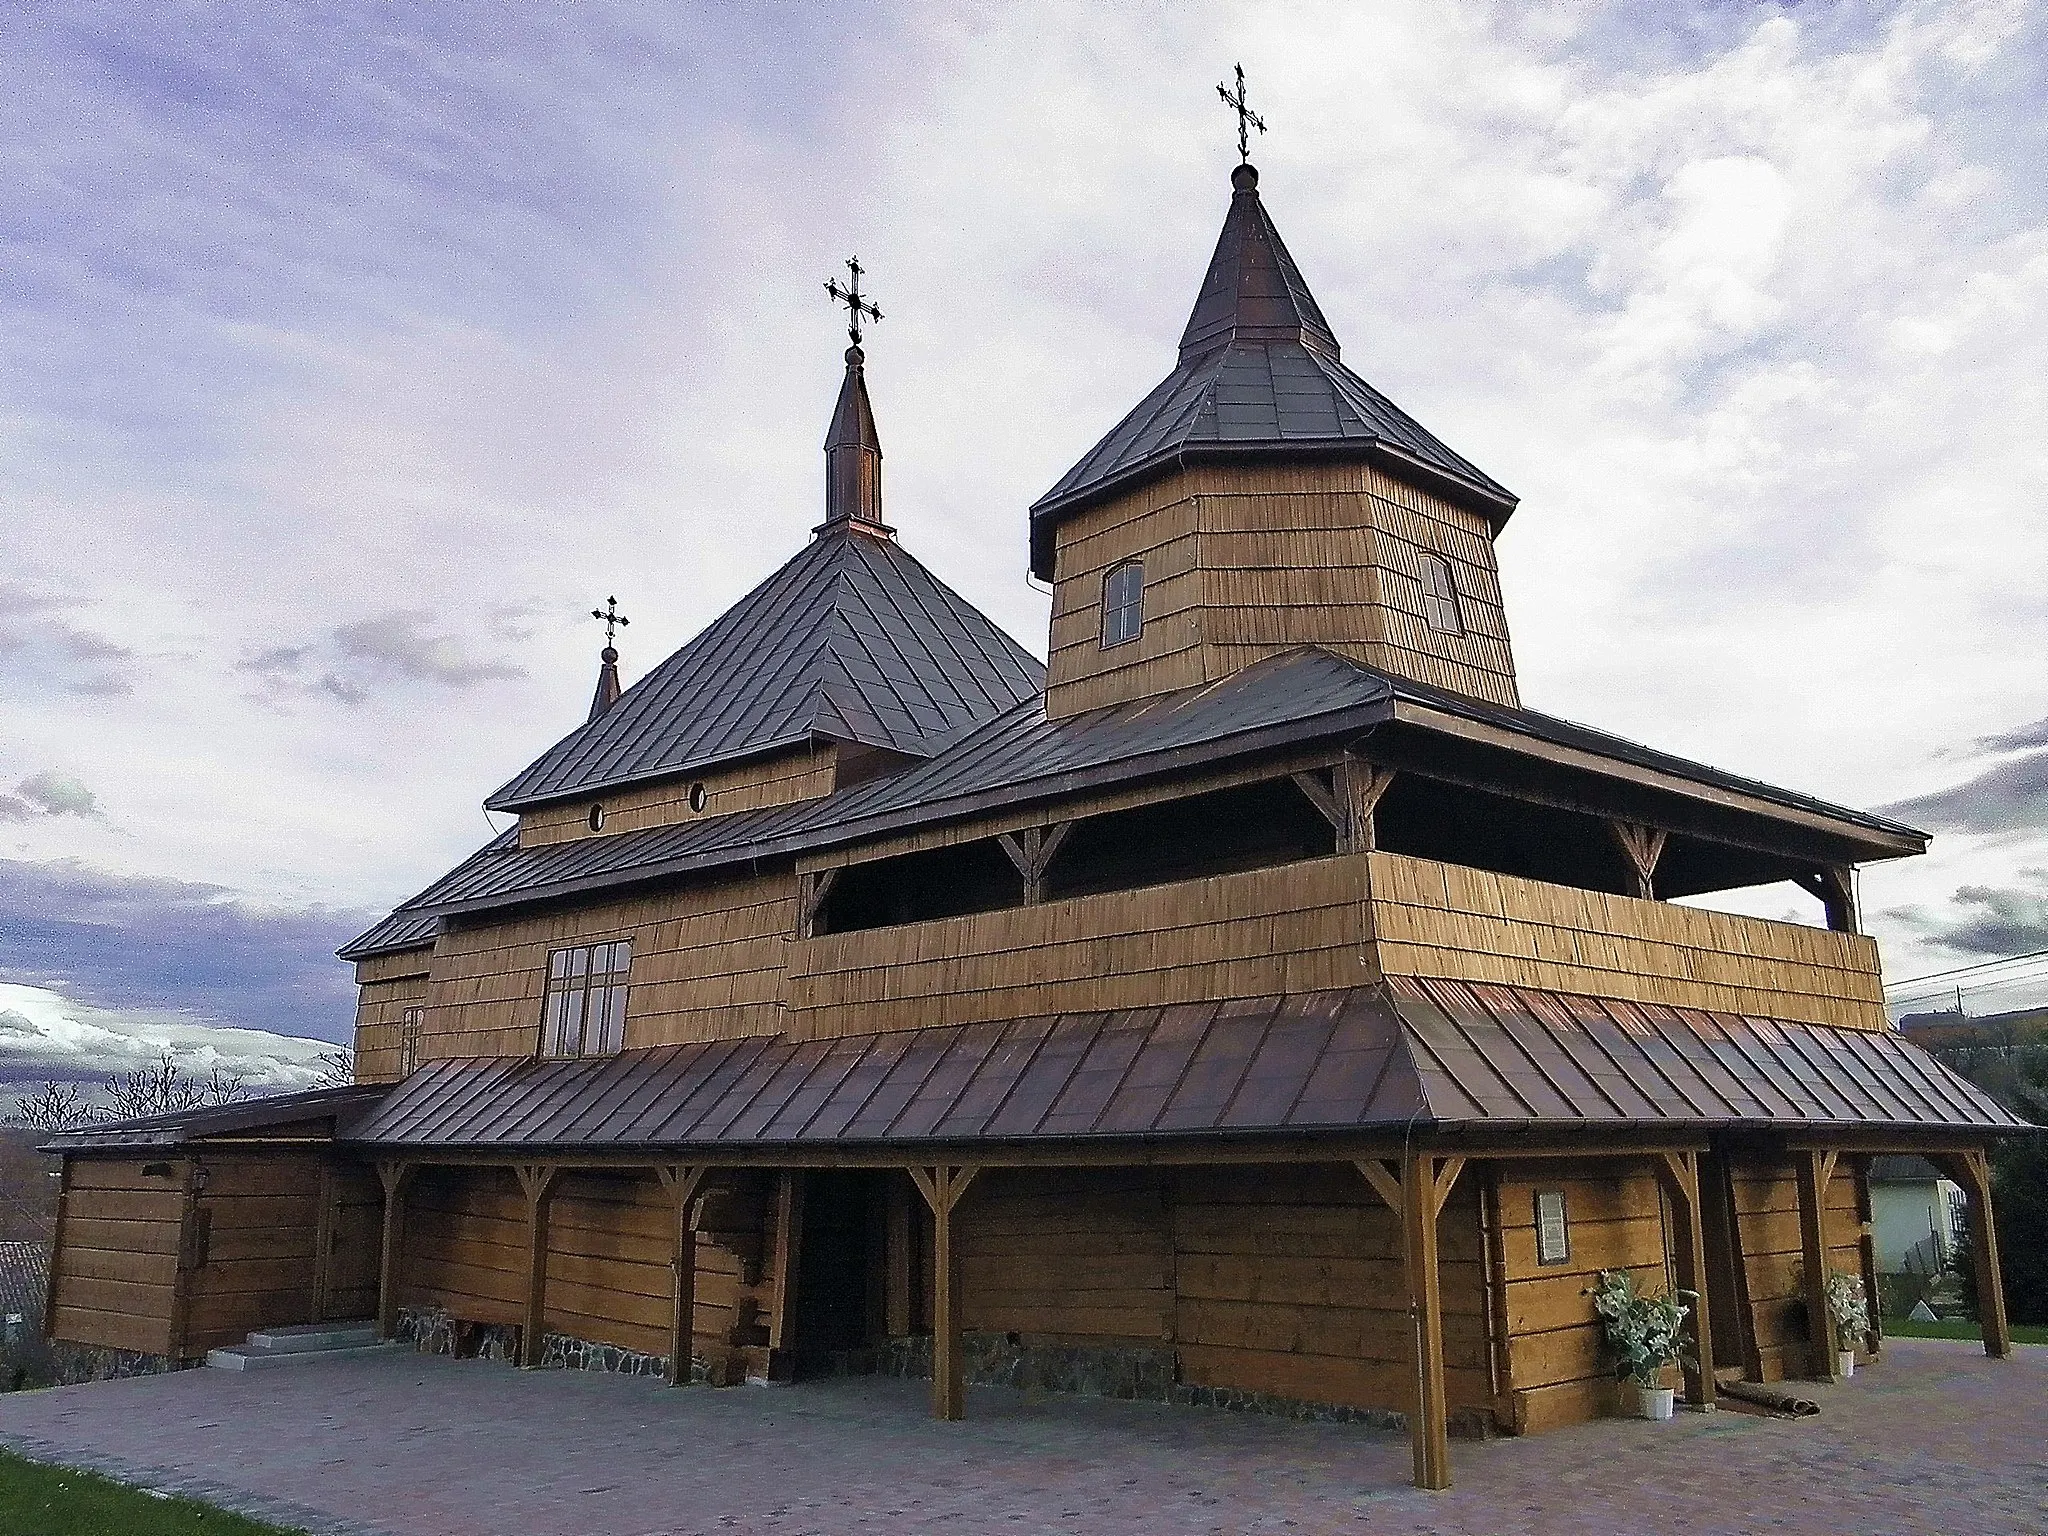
[43,108,2024,1490]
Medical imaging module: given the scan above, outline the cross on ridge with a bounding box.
[591,596,630,648]
[1217,63,1266,163]
[824,257,883,347]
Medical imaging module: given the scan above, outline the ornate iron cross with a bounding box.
[591,596,630,647]
[824,256,883,347]
[1217,63,1266,162]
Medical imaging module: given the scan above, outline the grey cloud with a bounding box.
[1978,717,2048,754]
[332,610,523,687]
[1883,873,2048,959]
[0,583,136,696]
[0,771,103,823]
[1881,751,2048,837]
[240,609,522,708]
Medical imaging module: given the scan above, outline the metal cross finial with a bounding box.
[1217,63,1266,163]
[824,256,883,347]
[591,595,630,647]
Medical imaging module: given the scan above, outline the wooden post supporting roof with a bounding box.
[1293,758,1394,853]
[796,869,838,940]
[517,1164,561,1369]
[309,1162,337,1326]
[1795,1149,1841,1382]
[657,1165,708,1386]
[375,1160,413,1342]
[996,823,1072,905]
[1931,1149,2010,1359]
[885,1174,913,1340]
[1356,1153,1463,1492]
[1851,1157,1882,1358]
[1652,1151,1715,1410]
[41,1158,71,1344]
[1792,867,1859,934]
[907,1165,980,1422]
[765,1171,807,1372]
[1607,821,1667,901]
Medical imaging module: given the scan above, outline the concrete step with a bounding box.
[243,1322,381,1354]
[206,1342,402,1371]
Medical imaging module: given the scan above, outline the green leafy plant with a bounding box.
[1825,1270,1871,1352]
[1590,1269,1694,1389]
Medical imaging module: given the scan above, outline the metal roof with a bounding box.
[1029,164,1516,578]
[484,526,1043,813]
[41,1085,386,1152]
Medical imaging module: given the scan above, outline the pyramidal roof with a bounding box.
[1029,162,1516,578]
[488,348,1043,813]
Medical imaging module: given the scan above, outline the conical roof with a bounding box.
[820,344,886,533]
[587,646,623,721]
[486,529,1044,811]
[1029,163,1516,579]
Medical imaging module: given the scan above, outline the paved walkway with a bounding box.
[0,1339,2041,1534]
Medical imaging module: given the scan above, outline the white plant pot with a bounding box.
[1838,1350,1856,1378]
[1635,1385,1676,1421]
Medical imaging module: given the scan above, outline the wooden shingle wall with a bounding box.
[1368,852,1889,1031]
[1729,1157,1865,1382]
[1044,462,1517,720]
[518,745,839,849]
[353,961,429,1085]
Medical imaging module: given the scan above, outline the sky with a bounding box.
[3,1,2046,1087]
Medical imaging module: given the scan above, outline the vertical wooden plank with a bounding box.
[1936,1151,2011,1359]
[1795,1151,1840,1382]
[517,1165,558,1369]
[41,1158,71,1342]
[932,1176,962,1421]
[885,1175,912,1339]
[1402,1153,1451,1491]
[375,1161,411,1342]
[168,1159,203,1363]
[309,1162,337,1326]
[1703,1153,1762,1382]
[1478,1165,1514,1429]
[766,1171,806,1354]
[1655,1151,1716,1410]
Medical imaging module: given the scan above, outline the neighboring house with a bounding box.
[1868,1155,1965,1275]
[39,139,2030,1494]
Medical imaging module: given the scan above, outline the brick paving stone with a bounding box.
[0,1338,2040,1535]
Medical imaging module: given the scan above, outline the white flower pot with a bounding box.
[1838,1350,1856,1378]
[1635,1385,1676,1420]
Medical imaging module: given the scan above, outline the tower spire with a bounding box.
[588,596,628,721]
[817,257,891,538]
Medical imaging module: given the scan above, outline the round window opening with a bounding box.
[587,804,605,832]
[688,782,708,813]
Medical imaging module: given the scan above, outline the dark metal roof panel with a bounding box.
[40,1085,388,1153]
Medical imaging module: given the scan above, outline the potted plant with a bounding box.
[1591,1269,1693,1420]
[1825,1270,1870,1378]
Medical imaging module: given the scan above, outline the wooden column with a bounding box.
[885,1174,913,1339]
[375,1161,413,1341]
[996,823,1072,905]
[657,1165,708,1386]
[41,1158,71,1342]
[1792,867,1859,934]
[309,1162,337,1325]
[1607,821,1668,901]
[517,1164,561,1368]
[1293,758,1395,854]
[1851,1156,1881,1357]
[1653,1151,1716,1410]
[796,869,838,940]
[765,1171,807,1367]
[1933,1149,2011,1359]
[1794,1149,1841,1381]
[907,1165,980,1421]
[1357,1153,1464,1492]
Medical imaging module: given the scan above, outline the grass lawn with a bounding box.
[1884,1317,2048,1345]
[0,1448,301,1535]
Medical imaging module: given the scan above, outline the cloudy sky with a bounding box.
[3,1,2046,1081]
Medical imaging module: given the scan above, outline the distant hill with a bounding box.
[1896,1006,2048,1049]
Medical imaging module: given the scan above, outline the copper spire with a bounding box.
[588,596,628,721]
[818,258,891,537]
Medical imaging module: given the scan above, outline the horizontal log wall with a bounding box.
[1492,1159,1672,1433]
[423,872,797,1058]
[402,1167,527,1327]
[542,1172,676,1358]
[1368,852,1888,1030]
[519,745,839,848]
[47,1158,187,1357]
[183,1152,325,1354]
[1729,1157,1865,1382]
[786,855,1378,1039]
[958,1170,1174,1344]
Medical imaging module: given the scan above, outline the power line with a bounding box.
[1884,947,2048,992]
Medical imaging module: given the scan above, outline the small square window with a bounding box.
[1535,1189,1570,1265]
[1419,552,1466,636]
[1101,560,1144,648]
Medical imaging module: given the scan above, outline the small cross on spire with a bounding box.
[824,257,883,348]
[1217,63,1266,164]
[590,596,629,650]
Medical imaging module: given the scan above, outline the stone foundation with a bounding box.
[539,1334,667,1379]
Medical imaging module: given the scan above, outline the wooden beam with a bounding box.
[1291,770,1346,836]
[766,1171,807,1356]
[1849,1157,1881,1357]
[1354,1157,1404,1216]
[167,1159,205,1363]
[796,868,839,940]
[309,1161,337,1325]
[1431,1155,1467,1216]
[1651,1151,1716,1410]
[375,1160,412,1342]
[908,1165,980,1421]
[517,1164,560,1369]
[1478,1167,1514,1429]
[1794,1149,1840,1382]
[995,823,1073,905]
[1608,820,1667,901]
[1931,1150,2010,1359]
[1341,757,1397,853]
[1791,867,1860,934]
[41,1159,71,1343]
[1401,1153,1452,1491]
[658,1165,707,1386]
[885,1174,913,1339]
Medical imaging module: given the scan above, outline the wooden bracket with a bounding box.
[1354,1157,1404,1216]
[996,823,1072,905]
[908,1165,981,1421]
[375,1160,415,1343]
[796,868,840,940]
[1296,760,1395,854]
[1791,867,1859,934]
[1608,821,1668,901]
[1353,1154,1461,1219]
[1928,1148,2011,1359]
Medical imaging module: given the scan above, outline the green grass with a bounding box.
[0,1449,302,1535]
[1883,1317,2048,1345]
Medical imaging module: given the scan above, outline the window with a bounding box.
[397,1006,425,1078]
[1419,551,1465,636]
[1535,1189,1571,1265]
[688,782,708,813]
[1100,560,1144,647]
[587,803,605,832]
[542,940,632,1057]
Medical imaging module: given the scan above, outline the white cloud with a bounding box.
[0,982,334,1093]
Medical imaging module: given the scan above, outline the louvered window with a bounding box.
[542,940,632,1057]
[1419,552,1466,636]
[1101,560,1145,647]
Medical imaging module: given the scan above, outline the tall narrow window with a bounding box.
[1101,560,1145,647]
[397,1006,424,1078]
[541,939,632,1057]
[1535,1189,1571,1265]
[1419,551,1466,636]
